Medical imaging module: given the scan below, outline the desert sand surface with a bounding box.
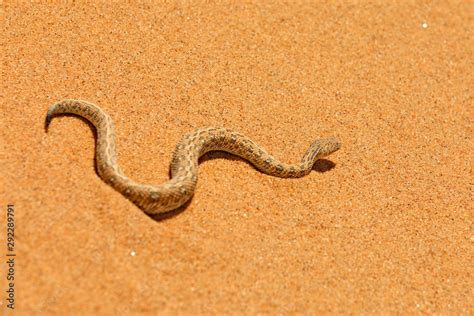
[1,2,472,314]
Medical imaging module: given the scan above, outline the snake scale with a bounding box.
[46,99,341,214]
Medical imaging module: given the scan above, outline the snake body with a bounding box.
[46,100,341,214]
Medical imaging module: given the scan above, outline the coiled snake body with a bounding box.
[46,100,341,214]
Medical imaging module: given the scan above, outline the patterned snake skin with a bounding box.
[46,100,341,214]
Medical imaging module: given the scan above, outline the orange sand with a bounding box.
[1,2,472,314]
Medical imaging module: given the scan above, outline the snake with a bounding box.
[46,99,341,214]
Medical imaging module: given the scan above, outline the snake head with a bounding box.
[320,137,341,156]
[310,137,341,160]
